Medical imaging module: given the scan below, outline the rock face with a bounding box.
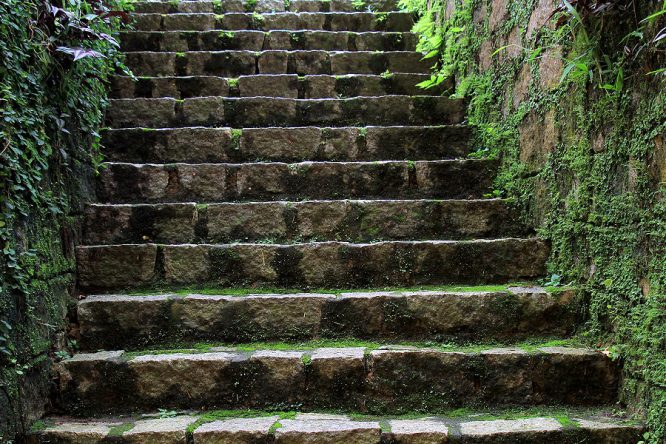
[33,1,642,441]
[76,289,576,350]
[28,414,642,444]
[76,239,549,291]
[56,347,618,414]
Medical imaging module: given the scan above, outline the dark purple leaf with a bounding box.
[55,46,105,61]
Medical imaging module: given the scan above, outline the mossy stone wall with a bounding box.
[401,0,664,441]
[0,1,125,440]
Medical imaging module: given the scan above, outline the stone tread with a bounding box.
[76,287,576,349]
[131,0,402,14]
[106,96,463,128]
[82,199,530,245]
[132,12,414,32]
[28,412,642,443]
[96,160,496,203]
[56,346,617,414]
[111,73,450,99]
[100,125,471,163]
[75,239,549,291]
[125,50,432,77]
[120,30,419,52]
[107,94,462,128]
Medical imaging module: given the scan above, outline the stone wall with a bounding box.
[0,0,124,440]
[418,0,665,440]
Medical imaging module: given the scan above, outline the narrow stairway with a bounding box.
[30,0,641,442]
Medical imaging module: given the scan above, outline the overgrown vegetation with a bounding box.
[401,0,665,442]
[0,0,128,440]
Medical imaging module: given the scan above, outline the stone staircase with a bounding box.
[29,0,641,442]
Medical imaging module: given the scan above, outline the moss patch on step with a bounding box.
[122,337,586,360]
[125,283,537,297]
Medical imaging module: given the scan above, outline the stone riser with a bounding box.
[101,126,470,163]
[120,31,419,52]
[110,73,449,99]
[57,347,617,415]
[96,160,496,204]
[106,96,463,128]
[125,50,432,77]
[75,239,548,292]
[27,413,643,444]
[83,199,529,245]
[133,12,414,32]
[77,289,575,350]
[133,0,401,14]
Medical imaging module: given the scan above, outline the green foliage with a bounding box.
[352,0,368,11]
[400,0,479,89]
[555,0,666,90]
[0,0,127,440]
[403,0,665,442]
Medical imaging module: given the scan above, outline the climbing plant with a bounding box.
[402,0,665,442]
[0,0,129,440]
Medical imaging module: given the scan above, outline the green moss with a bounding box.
[29,420,50,432]
[268,420,283,434]
[187,409,292,433]
[122,337,583,359]
[555,416,580,428]
[126,283,533,296]
[108,423,134,437]
[230,128,243,150]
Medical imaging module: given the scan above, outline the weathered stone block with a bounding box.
[307,348,366,408]
[274,420,381,444]
[238,74,299,97]
[194,417,279,444]
[387,420,449,444]
[76,245,158,290]
[258,50,289,73]
[518,109,558,173]
[459,418,562,443]
[123,416,198,444]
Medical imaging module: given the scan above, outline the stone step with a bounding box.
[28,411,642,444]
[120,30,419,52]
[75,239,548,291]
[111,73,449,99]
[132,0,401,14]
[55,346,616,414]
[101,126,470,163]
[132,12,414,32]
[96,160,495,203]
[106,96,463,128]
[125,50,432,77]
[76,287,575,350]
[83,199,529,245]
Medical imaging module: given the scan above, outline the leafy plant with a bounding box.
[0,0,129,439]
[555,0,666,89]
